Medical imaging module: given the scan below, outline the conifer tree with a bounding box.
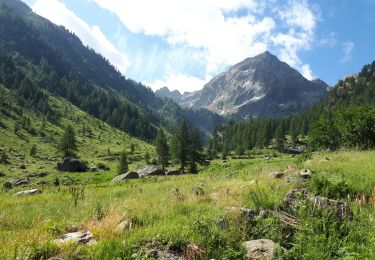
[155,129,169,169]
[59,125,77,158]
[117,151,128,175]
[189,128,202,173]
[274,124,286,152]
[171,121,189,171]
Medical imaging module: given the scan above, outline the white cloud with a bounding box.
[90,0,318,88]
[32,0,130,73]
[340,41,354,64]
[146,74,211,94]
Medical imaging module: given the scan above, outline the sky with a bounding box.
[21,0,375,93]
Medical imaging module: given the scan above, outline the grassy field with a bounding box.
[1,149,375,259]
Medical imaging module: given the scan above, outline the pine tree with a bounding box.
[155,129,169,169]
[145,151,150,164]
[117,151,128,175]
[59,125,77,158]
[171,121,189,171]
[29,144,37,157]
[189,128,202,173]
[274,124,286,152]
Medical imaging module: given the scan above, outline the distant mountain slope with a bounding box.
[158,52,328,119]
[0,0,216,140]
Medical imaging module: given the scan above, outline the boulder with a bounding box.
[55,231,96,245]
[13,189,41,197]
[27,172,48,178]
[243,239,276,260]
[136,165,165,177]
[299,169,314,179]
[57,157,88,172]
[8,176,29,186]
[97,163,110,171]
[269,172,284,179]
[111,171,139,183]
[284,189,353,220]
[116,220,132,232]
[166,170,182,176]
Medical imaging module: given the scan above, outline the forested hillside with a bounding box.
[210,60,375,154]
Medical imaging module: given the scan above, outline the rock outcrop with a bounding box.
[57,157,88,172]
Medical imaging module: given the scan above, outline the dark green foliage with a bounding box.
[58,125,77,158]
[171,121,190,171]
[117,151,128,175]
[308,176,354,200]
[274,124,286,152]
[53,177,60,187]
[235,145,245,157]
[144,151,150,164]
[189,128,202,173]
[154,129,169,169]
[29,144,37,157]
[0,151,8,164]
[309,106,375,151]
[309,119,340,151]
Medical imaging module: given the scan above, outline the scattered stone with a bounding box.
[136,165,165,177]
[269,172,284,179]
[48,257,64,260]
[55,231,96,245]
[144,241,183,260]
[37,181,49,185]
[13,189,41,197]
[38,166,45,170]
[19,164,26,169]
[111,171,139,183]
[57,157,88,172]
[116,220,132,232]
[27,172,48,178]
[284,188,353,220]
[243,239,276,260]
[166,170,182,176]
[299,169,314,179]
[249,180,258,185]
[97,163,110,171]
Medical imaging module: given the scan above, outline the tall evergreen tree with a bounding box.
[171,121,189,171]
[59,125,77,158]
[274,124,286,152]
[117,151,128,175]
[189,128,202,173]
[155,129,169,169]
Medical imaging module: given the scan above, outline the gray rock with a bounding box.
[8,176,29,186]
[136,165,165,177]
[299,169,314,179]
[27,172,48,178]
[116,220,132,232]
[243,239,276,260]
[13,189,41,197]
[166,170,182,176]
[284,189,353,220]
[57,157,88,172]
[269,172,284,179]
[170,51,328,119]
[55,231,96,245]
[48,257,64,260]
[111,171,139,183]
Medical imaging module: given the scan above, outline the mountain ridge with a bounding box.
[157,51,329,119]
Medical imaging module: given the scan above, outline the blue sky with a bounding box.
[21,0,375,93]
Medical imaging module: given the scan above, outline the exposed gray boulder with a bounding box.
[269,172,284,179]
[299,169,314,179]
[243,239,276,260]
[8,176,29,186]
[284,188,353,220]
[116,220,132,232]
[111,171,139,183]
[136,165,165,177]
[54,231,96,245]
[57,157,88,172]
[13,189,41,197]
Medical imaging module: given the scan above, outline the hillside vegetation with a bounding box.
[1,150,374,259]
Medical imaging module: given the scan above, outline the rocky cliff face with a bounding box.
[157,51,328,119]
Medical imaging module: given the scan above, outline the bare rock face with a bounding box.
[243,239,276,260]
[160,51,328,119]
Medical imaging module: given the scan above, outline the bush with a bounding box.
[29,144,37,157]
[308,176,355,200]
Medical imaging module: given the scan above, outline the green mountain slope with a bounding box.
[0,84,154,186]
